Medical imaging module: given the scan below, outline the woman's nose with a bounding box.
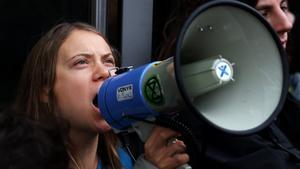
[92,63,110,81]
[273,9,293,35]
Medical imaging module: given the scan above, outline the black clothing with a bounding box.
[203,126,300,169]
[198,94,300,169]
[279,94,300,149]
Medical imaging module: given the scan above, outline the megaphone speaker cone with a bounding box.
[174,0,289,135]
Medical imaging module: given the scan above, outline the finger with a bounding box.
[165,140,187,157]
[146,126,180,150]
[152,126,179,141]
[149,139,186,161]
[171,153,190,167]
[144,139,189,169]
[156,153,190,169]
[144,126,183,165]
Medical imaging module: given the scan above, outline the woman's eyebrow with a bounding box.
[256,3,270,10]
[101,53,113,58]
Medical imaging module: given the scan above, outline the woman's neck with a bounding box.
[68,129,100,169]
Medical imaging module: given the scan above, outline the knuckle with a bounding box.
[173,153,190,165]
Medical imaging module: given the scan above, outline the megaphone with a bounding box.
[97,0,288,137]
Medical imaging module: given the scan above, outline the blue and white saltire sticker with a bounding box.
[215,60,233,82]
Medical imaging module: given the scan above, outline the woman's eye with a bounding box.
[106,59,115,64]
[281,6,288,12]
[258,9,268,17]
[74,59,88,66]
[281,1,289,12]
[104,58,115,66]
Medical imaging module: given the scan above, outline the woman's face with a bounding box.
[255,0,293,49]
[54,29,115,133]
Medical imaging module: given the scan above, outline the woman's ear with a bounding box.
[40,87,49,103]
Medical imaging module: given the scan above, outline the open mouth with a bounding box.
[93,95,99,108]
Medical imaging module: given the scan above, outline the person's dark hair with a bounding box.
[0,108,69,169]
[237,0,258,7]
[13,22,122,169]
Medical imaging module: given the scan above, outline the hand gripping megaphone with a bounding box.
[96,0,288,165]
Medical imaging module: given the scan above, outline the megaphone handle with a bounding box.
[131,121,192,169]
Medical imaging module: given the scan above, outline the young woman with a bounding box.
[13,22,189,169]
